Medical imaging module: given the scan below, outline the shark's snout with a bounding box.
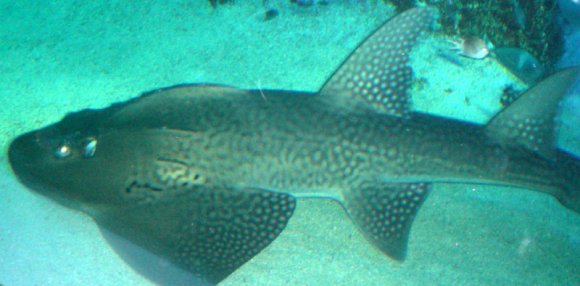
[8,130,89,210]
[9,133,38,172]
[8,130,67,194]
[8,131,56,189]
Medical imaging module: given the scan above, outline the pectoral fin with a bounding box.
[96,186,296,285]
[342,182,431,261]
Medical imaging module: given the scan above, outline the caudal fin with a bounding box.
[555,150,580,213]
[485,66,580,158]
[484,66,580,212]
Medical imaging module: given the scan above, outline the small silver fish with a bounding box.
[449,36,490,59]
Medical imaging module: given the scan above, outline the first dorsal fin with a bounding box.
[485,66,580,157]
[319,7,437,118]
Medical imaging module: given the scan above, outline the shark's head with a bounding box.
[8,109,136,212]
[8,92,298,285]
[9,128,79,206]
[7,85,246,214]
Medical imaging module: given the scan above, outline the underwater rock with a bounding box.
[500,85,523,107]
[264,9,280,21]
[494,47,546,85]
[290,0,337,6]
[290,0,315,6]
[558,0,580,27]
[209,0,234,8]
[511,0,526,29]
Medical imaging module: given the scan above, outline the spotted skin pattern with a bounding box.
[321,7,435,118]
[485,67,580,158]
[343,182,431,260]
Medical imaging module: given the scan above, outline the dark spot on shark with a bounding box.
[126,181,164,193]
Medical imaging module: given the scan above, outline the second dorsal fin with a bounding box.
[485,66,580,157]
[319,7,437,118]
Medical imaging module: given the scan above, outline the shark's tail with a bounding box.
[315,3,579,264]
[484,66,580,214]
[555,150,580,213]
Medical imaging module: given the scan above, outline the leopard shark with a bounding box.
[8,7,580,285]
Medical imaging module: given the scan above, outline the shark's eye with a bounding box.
[55,144,72,158]
[82,137,97,158]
